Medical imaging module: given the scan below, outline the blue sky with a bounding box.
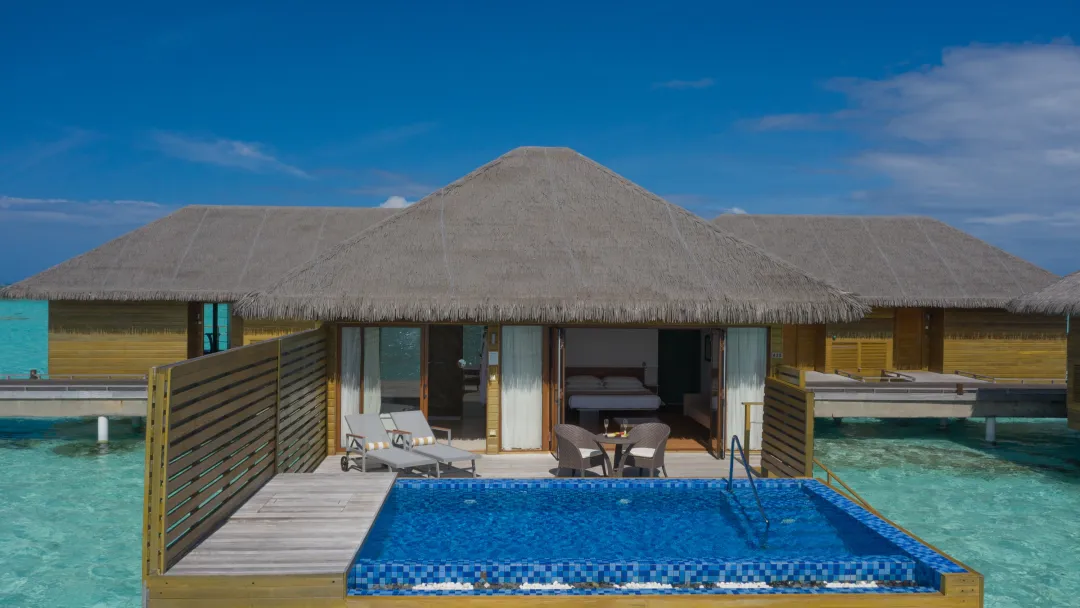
[2,1,1079,283]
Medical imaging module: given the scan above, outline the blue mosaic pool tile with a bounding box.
[351,556,917,588]
[352,478,969,597]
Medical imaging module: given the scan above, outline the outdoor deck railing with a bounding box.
[143,327,329,577]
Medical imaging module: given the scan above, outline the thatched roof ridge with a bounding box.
[0,205,397,302]
[237,147,868,325]
[1007,271,1080,315]
[712,214,1057,309]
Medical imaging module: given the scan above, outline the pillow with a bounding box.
[603,376,643,389]
[566,375,603,387]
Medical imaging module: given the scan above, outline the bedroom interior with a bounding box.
[561,327,769,453]
[336,323,771,456]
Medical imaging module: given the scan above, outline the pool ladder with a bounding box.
[727,435,771,548]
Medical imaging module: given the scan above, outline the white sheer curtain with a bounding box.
[725,328,767,451]
[362,327,382,415]
[500,326,543,450]
[339,328,362,446]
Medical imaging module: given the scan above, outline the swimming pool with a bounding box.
[349,478,968,596]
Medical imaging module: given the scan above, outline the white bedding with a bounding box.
[568,393,662,410]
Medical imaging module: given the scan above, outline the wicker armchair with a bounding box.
[554,424,609,477]
[622,422,670,477]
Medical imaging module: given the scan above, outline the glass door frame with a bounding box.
[336,323,430,439]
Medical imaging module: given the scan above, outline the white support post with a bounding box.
[97,416,109,452]
[985,416,997,445]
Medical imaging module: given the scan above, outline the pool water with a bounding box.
[359,481,905,562]
[816,418,1080,608]
[0,418,143,608]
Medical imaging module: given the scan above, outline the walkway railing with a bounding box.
[727,434,770,547]
[143,327,329,577]
[813,458,872,510]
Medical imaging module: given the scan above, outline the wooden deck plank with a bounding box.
[166,472,395,577]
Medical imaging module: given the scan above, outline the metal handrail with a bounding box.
[727,434,770,547]
[813,458,872,510]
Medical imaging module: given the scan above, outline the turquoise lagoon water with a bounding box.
[0,416,1075,606]
[0,418,143,607]
[0,300,48,377]
[816,418,1080,608]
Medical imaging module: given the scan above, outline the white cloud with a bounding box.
[748,41,1080,271]
[0,195,171,226]
[653,77,715,90]
[152,132,310,178]
[722,207,748,215]
[379,195,412,209]
[754,41,1080,216]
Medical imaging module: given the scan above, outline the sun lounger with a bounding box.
[390,410,481,477]
[341,413,439,476]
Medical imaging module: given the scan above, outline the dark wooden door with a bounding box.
[894,308,926,370]
[427,325,464,419]
[657,329,702,406]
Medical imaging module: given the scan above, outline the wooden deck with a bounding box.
[167,473,395,576]
[316,451,757,478]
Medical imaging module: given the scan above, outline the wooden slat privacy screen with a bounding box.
[761,376,815,478]
[143,327,328,577]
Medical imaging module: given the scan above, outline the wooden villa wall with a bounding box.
[825,308,894,373]
[942,309,1066,379]
[49,301,190,377]
[780,324,826,371]
[240,318,321,346]
[486,326,502,454]
[1069,328,1079,431]
[143,328,329,576]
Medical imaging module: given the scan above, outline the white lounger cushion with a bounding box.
[629,447,656,458]
[578,447,603,459]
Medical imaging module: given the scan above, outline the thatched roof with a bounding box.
[1007,271,1080,315]
[712,214,1057,309]
[0,205,397,302]
[237,147,867,325]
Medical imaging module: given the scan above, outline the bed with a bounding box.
[564,368,663,428]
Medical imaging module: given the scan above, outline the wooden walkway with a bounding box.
[167,472,395,576]
[315,451,755,478]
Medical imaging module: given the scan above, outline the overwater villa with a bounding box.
[0,206,395,377]
[1009,270,1080,429]
[133,147,983,606]
[713,214,1064,380]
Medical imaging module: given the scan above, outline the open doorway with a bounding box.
[559,328,719,451]
[427,325,487,451]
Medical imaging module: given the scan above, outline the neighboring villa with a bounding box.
[232,146,866,456]
[713,214,1064,380]
[0,205,395,377]
[1009,270,1080,429]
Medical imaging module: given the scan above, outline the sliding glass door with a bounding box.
[365,327,423,414]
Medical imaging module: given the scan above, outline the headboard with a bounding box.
[565,367,647,384]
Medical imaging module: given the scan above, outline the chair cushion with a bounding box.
[629,447,656,458]
[365,441,390,451]
[578,447,602,459]
[412,436,437,446]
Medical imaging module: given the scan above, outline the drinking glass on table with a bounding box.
[621,419,628,435]
[603,418,610,435]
